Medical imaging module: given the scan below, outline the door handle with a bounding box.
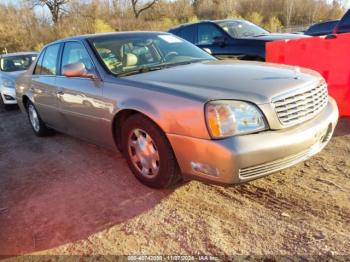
[325,34,337,40]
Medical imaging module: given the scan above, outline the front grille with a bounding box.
[273,83,328,126]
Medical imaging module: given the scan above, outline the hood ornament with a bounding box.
[294,66,301,80]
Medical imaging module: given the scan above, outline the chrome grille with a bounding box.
[273,83,328,126]
[239,150,311,178]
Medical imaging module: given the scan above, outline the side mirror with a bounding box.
[203,48,212,54]
[332,26,339,35]
[213,36,226,47]
[62,63,97,79]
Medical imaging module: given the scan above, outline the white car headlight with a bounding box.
[205,100,268,138]
[2,79,15,89]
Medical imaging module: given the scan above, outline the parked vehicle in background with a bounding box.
[168,19,307,61]
[304,20,339,36]
[0,52,37,109]
[333,9,350,34]
[16,32,338,188]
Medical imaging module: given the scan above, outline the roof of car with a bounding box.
[168,19,245,31]
[0,51,38,58]
[50,31,170,44]
[310,20,339,26]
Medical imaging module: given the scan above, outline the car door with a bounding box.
[30,43,63,127]
[196,23,234,59]
[56,41,110,144]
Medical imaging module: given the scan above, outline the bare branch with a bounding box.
[131,0,158,19]
[28,0,69,24]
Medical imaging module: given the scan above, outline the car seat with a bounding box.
[123,53,138,70]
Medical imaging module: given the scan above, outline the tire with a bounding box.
[26,101,51,137]
[121,114,181,188]
[0,95,9,111]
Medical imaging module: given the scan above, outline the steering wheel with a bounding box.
[161,52,178,63]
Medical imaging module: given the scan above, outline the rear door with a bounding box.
[30,43,62,127]
[56,41,110,144]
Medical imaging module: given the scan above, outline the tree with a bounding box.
[266,16,283,32]
[30,0,69,24]
[284,0,295,28]
[246,11,264,27]
[131,0,158,19]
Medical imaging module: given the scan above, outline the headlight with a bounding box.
[2,79,15,89]
[205,100,268,138]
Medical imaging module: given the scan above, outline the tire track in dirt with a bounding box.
[229,183,350,226]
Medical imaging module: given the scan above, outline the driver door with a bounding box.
[196,23,233,59]
[56,41,110,144]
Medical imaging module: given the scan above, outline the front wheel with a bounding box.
[26,101,51,137]
[121,114,181,188]
[0,95,9,111]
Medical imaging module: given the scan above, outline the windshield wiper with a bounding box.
[166,58,211,67]
[253,34,269,37]
[117,59,210,77]
[117,65,166,77]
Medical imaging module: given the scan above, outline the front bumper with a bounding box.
[1,87,17,105]
[167,97,339,184]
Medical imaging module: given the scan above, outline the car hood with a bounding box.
[125,60,322,105]
[0,70,26,80]
[245,33,309,41]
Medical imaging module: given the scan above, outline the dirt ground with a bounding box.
[0,106,349,258]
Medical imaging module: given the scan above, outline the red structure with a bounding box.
[266,34,350,117]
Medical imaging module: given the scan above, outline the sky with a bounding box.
[0,0,50,18]
[0,0,349,18]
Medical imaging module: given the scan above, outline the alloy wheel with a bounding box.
[127,128,160,178]
[28,104,40,132]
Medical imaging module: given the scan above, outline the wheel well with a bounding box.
[240,55,265,62]
[113,109,150,152]
[22,95,29,110]
[112,109,182,181]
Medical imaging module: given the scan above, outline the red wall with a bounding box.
[266,34,350,117]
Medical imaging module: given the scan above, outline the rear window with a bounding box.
[305,21,338,36]
[337,10,350,33]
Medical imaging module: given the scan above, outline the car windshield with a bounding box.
[216,20,269,38]
[89,34,215,76]
[0,54,37,72]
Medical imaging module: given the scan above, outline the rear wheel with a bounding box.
[121,114,181,188]
[26,101,51,137]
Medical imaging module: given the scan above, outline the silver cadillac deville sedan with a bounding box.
[16,32,338,188]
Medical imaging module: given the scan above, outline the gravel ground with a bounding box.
[0,106,349,258]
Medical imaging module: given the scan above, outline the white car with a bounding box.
[0,52,37,109]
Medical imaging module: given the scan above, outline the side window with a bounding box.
[197,24,224,45]
[33,50,45,75]
[41,44,60,75]
[338,10,350,33]
[61,42,94,73]
[178,26,196,43]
